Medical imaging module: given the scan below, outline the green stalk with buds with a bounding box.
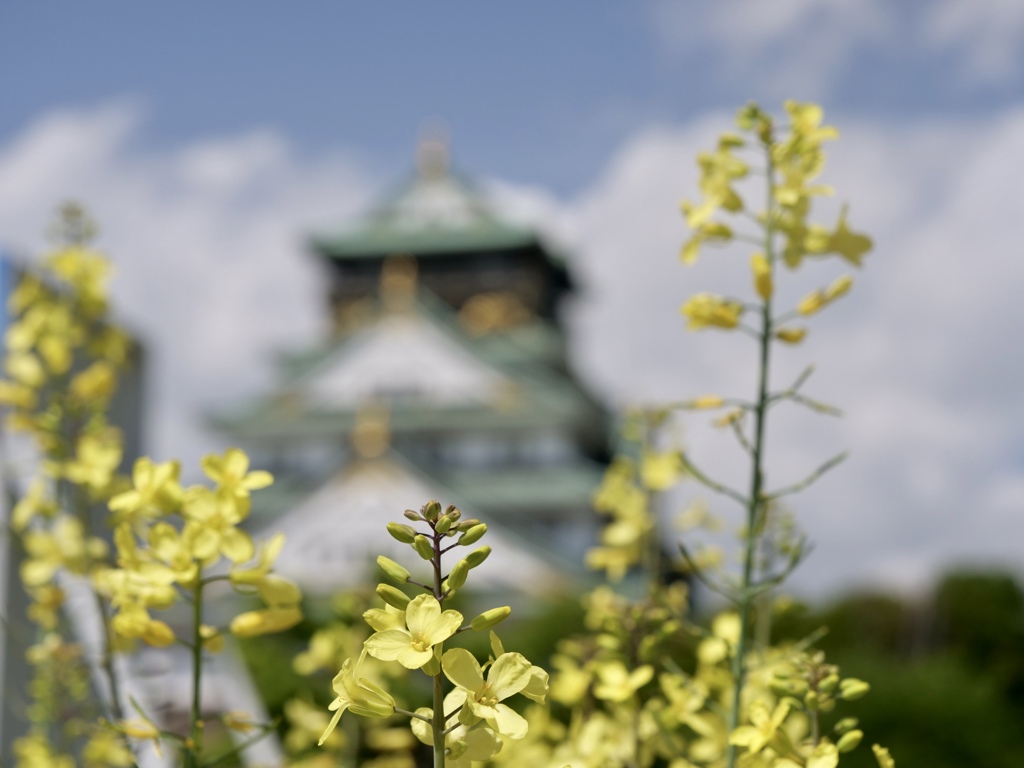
[319,500,547,768]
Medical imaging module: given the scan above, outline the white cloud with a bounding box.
[650,0,892,97]
[2,102,1023,599]
[925,0,1024,84]
[0,104,380,474]
[559,106,1024,597]
[650,0,1024,94]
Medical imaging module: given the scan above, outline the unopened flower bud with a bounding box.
[404,509,422,521]
[805,690,820,710]
[751,252,772,300]
[776,327,807,344]
[798,290,825,316]
[781,678,808,697]
[456,518,481,531]
[376,584,410,610]
[837,729,863,753]
[377,556,410,583]
[470,606,511,630]
[447,559,469,590]
[839,678,870,700]
[230,608,302,637]
[435,514,454,534]
[200,625,223,654]
[465,546,491,568]
[422,500,442,521]
[825,274,853,301]
[835,718,859,734]
[413,535,434,561]
[387,522,417,544]
[769,728,794,756]
[445,504,460,519]
[819,673,839,694]
[658,620,681,637]
[447,740,468,760]
[459,524,487,546]
[421,651,441,677]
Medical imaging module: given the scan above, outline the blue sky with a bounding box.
[5,3,1022,193]
[2,2,1024,597]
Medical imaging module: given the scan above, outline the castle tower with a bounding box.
[210,140,608,589]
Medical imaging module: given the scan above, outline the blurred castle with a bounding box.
[209,138,611,594]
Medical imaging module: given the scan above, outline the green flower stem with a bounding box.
[199,721,278,768]
[394,707,433,723]
[92,590,127,721]
[432,670,446,768]
[66,476,128,726]
[431,523,446,768]
[726,133,776,768]
[68,462,138,766]
[186,576,204,768]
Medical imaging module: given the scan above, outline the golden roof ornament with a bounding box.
[379,254,418,311]
[416,123,450,179]
[458,291,533,336]
[351,404,390,459]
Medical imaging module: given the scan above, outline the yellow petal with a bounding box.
[442,648,485,692]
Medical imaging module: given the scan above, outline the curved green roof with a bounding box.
[312,167,543,259]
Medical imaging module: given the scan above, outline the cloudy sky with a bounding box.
[2,2,1023,598]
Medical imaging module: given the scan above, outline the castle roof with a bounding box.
[309,140,566,269]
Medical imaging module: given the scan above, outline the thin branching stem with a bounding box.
[199,721,279,768]
[787,392,843,416]
[766,453,848,500]
[730,420,755,456]
[726,129,777,768]
[186,577,204,768]
[678,542,740,604]
[678,454,749,506]
[395,707,433,724]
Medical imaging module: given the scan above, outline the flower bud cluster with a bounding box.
[319,500,548,764]
[678,101,871,347]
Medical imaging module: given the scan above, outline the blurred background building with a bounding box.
[208,138,610,596]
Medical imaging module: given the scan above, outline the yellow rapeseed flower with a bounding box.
[182,487,254,564]
[681,293,743,330]
[109,457,184,526]
[319,650,396,745]
[593,661,654,703]
[872,744,895,768]
[729,701,790,755]
[750,252,772,299]
[200,447,273,515]
[806,205,872,266]
[640,451,685,491]
[64,429,123,494]
[410,705,504,768]
[442,647,533,738]
[365,594,462,669]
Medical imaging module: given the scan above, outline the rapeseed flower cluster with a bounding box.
[316,500,547,768]
[1,207,299,768]
[3,104,897,768]
[501,102,893,768]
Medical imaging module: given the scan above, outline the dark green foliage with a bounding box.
[237,629,310,716]
[932,571,1024,704]
[773,568,1024,768]
[826,652,1024,768]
